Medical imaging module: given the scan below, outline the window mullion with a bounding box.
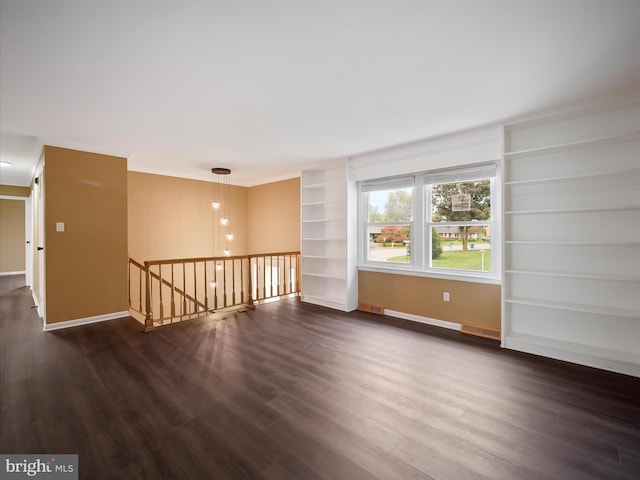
[425,183,432,269]
[359,189,368,265]
[412,176,424,269]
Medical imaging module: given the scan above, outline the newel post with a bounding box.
[144,262,156,332]
[246,255,256,310]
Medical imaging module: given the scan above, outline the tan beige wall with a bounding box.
[0,185,31,197]
[0,199,26,272]
[358,271,501,329]
[247,177,300,254]
[44,146,128,324]
[128,171,248,262]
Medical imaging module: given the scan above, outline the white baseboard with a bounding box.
[377,309,639,377]
[503,334,640,378]
[43,311,129,331]
[383,309,461,331]
[30,289,44,319]
[0,271,26,276]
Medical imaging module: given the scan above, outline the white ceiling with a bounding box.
[1,0,639,187]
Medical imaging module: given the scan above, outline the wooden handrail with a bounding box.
[142,251,302,266]
[129,252,301,329]
[248,250,301,259]
[143,254,247,266]
[129,257,146,270]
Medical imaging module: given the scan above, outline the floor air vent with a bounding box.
[357,303,385,315]
[461,324,500,341]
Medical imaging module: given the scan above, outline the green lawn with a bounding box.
[388,249,491,271]
[433,249,491,270]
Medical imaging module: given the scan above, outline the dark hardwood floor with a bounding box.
[1,274,639,480]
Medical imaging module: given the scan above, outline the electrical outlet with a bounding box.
[443,292,450,302]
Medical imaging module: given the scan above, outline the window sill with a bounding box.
[357,264,501,285]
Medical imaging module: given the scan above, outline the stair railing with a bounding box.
[128,251,300,331]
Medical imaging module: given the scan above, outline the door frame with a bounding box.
[0,194,30,282]
[35,165,46,323]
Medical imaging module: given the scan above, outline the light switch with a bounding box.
[56,222,65,232]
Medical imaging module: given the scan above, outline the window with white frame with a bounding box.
[362,176,414,265]
[360,163,498,279]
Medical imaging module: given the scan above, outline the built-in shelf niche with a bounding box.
[502,104,640,377]
[300,159,357,311]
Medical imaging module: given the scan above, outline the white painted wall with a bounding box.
[349,125,502,182]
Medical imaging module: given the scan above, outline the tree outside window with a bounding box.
[365,184,413,263]
[432,179,490,251]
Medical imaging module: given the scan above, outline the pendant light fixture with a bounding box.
[211,167,233,256]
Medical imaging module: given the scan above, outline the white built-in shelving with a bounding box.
[504,168,640,186]
[300,159,357,311]
[502,104,640,377]
[503,131,640,159]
